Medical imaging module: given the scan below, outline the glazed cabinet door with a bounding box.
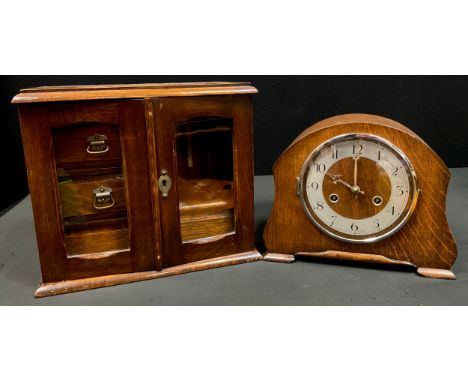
[19,100,157,283]
[149,95,255,268]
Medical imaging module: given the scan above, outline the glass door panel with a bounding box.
[175,117,235,242]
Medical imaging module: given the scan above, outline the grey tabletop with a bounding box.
[1,169,467,305]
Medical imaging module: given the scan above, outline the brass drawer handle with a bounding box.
[93,186,115,210]
[87,134,109,154]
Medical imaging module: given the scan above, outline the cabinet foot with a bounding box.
[416,267,456,280]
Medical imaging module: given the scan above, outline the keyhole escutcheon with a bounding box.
[158,169,172,199]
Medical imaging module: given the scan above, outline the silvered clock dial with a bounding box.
[298,133,419,243]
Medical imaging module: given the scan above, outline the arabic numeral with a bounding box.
[392,166,399,176]
[373,219,380,228]
[396,185,404,195]
[311,182,319,191]
[352,143,363,155]
[330,215,337,227]
[316,201,324,211]
[390,205,395,215]
[314,163,326,173]
[351,222,358,231]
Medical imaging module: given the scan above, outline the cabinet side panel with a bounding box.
[18,104,69,282]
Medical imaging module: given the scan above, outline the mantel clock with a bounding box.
[263,114,457,279]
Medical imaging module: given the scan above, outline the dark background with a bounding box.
[1,75,467,214]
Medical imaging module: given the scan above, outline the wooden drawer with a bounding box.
[58,173,127,223]
[52,123,122,168]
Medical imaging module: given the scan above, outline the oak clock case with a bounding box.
[13,82,262,297]
[263,114,457,280]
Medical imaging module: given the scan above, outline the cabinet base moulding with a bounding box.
[34,250,262,298]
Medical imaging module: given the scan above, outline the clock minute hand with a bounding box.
[351,156,364,196]
[353,156,358,187]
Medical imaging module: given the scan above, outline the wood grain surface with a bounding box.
[322,157,392,219]
[18,104,70,283]
[58,174,126,218]
[178,178,235,242]
[52,123,122,167]
[65,227,130,257]
[12,82,258,104]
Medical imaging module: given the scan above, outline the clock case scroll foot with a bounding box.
[416,267,456,280]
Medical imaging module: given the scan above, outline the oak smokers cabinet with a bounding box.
[13,82,261,297]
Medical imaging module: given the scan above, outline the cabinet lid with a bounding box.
[12,82,258,104]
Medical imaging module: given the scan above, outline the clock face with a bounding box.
[298,133,419,243]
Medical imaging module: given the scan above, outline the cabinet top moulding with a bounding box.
[12,82,258,104]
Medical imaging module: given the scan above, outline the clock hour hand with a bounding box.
[327,172,365,195]
[326,173,353,189]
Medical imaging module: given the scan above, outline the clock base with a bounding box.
[296,250,415,267]
[416,267,456,280]
[263,253,296,263]
[263,250,457,280]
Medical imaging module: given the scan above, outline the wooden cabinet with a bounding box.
[13,82,261,297]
